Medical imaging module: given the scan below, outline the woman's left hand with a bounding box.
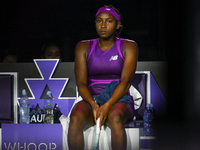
[98,102,111,128]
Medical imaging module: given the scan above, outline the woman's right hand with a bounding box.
[90,101,100,124]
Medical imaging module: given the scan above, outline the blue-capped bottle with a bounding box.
[143,103,155,136]
[19,89,30,124]
[43,91,54,124]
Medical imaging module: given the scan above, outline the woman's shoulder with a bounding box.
[119,38,138,50]
[76,39,99,54]
[76,39,98,49]
[75,40,90,53]
[77,40,90,47]
[120,38,137,45]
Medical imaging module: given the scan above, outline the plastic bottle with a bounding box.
[43,91,54,124]
[19,89,30,124]
[143,103,155,136]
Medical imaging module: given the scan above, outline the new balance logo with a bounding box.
[109,55,118,61]
[105,8,111,11]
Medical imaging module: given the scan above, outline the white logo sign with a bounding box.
[105,8,110,11]
[4,142,57,150]
[109,55,118,61]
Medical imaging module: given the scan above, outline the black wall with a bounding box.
[0,1,166,62]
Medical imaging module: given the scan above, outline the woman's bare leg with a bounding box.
[106,102,134,150]
[68,100,95,150]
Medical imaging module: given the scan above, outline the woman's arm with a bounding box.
[109,40,138,106]
[74,41,99,121]
[98,40,138,125]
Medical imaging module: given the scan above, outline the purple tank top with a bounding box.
[87,37,125,96]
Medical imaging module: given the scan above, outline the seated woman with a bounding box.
[68,5,138,150]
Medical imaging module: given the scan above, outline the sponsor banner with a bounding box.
[2,124,62,150]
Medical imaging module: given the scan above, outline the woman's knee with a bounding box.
[69,110,85,127]
[69,101,94,129]
[70,109,84,121]
[107,110,124,127]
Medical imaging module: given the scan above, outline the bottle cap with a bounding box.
[146,103,151,108]
[146,103,154,109]
[46,91,51,97]
[22,89,27,96]
[149,103,154,108]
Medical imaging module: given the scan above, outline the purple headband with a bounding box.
[95,7,120,22]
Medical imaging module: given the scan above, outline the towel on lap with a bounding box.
[94,81,131,107]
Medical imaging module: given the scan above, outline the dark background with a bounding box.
[0,0,166,62]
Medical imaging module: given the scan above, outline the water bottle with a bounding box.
[43,91,54,124]
[143,103,155,136]
[19,89,30,124]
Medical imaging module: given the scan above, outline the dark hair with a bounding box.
[102,5,123,34]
